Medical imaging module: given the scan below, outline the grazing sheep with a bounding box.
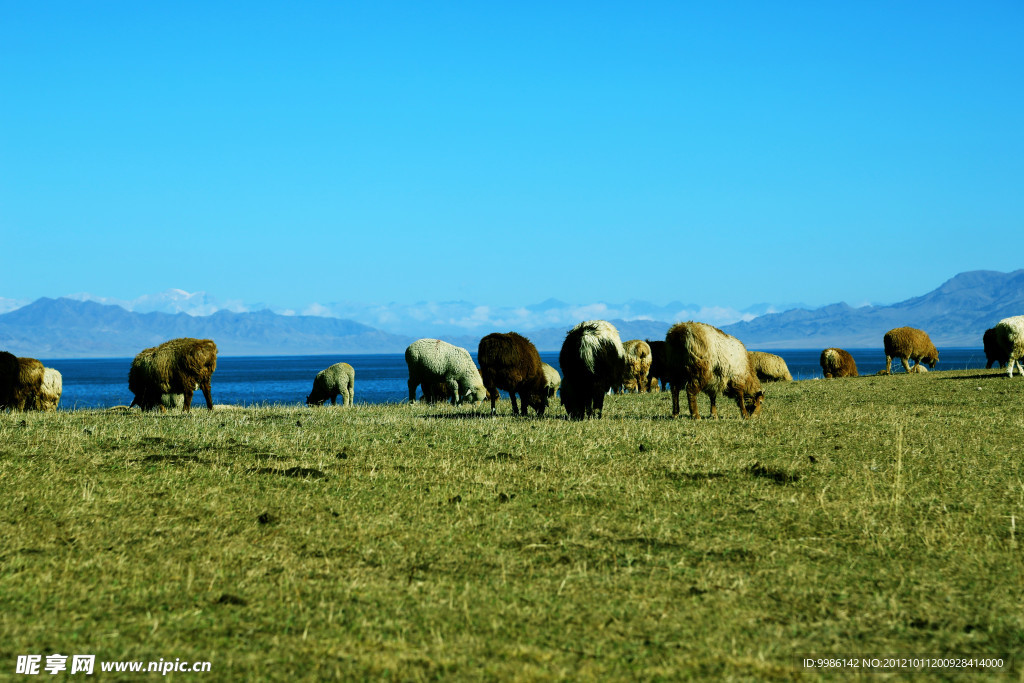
[0,352,45,411]
[405,339,487,405]
[478,332,549,416]
[306,362,355,406]
[645,340,669,391]
[748,351,793,382]
[820,348,858,378]
[128,338,218,411]
[665,322,764,420]
[882,327,939,374]
[620,340,653,393]
[34,367,63,411]
[541,363,561,398]
[559,320,627,420]
[983,328,1007,369]
[993,316,1024,378]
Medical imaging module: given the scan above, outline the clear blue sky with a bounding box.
[2,1,1022,312]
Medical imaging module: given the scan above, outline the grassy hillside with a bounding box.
[2,369,1022,680]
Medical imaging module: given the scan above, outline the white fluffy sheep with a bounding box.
[993,316,1024,378]
[405,339,488,405]
[34,367,63,411]
[307,362,355,406]
[541,362,561,398]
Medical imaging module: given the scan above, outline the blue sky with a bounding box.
[2,2,1022,321]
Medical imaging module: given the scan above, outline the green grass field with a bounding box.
[2,369,1022,680]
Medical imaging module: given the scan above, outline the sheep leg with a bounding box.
[593,391,605,419]
[686,385,701,420]
[884,355,893,374]
[708,391,719,419]
[330,394,337,405]
[733,390,748,419]
[900,358,911,373]
[200,381,213,410]
[509,391,521,416]
[448,379,460,405]
[489,386,498,415]
[182,387,194,412]
[671,385,681,417]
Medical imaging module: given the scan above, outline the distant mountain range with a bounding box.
[1,270,1021,357]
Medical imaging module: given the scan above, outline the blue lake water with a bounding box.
[38,348,992,411]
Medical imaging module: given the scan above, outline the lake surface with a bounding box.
[38,348,992,411]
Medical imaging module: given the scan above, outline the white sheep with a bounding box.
[306,362,355,406]
[34,367,63,411]
[405,339,488,405]
[541,362,561,398]
[993,316,1024,378]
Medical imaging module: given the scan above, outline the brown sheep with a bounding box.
[478,332,548,417]
[820,348,858,378]
[559,320,627,420]
[129,338,218,411]
[882,327,939,374]
[665,322,764,420]
[619,340,653,393]
[748,351,793,382]
[983,328,1007,369]
[0,352,45,411]
[645,340,669,391]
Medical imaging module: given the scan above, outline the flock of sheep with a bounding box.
[2,315,1023,417]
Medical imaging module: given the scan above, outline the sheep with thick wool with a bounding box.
[665,322,764,420]
[0,352,45,411]
[820,348,858,378]
[620,340,653,393]
[993,316,1024,378]
[405,338,487,405]
[128,338,218,412]
[882,327,939,374]
[748,351,793,382]
[559,320,627,420]
[34,367,62,411]
[478,332,548,416]
[541,363,560,398]
[306,362,355,406]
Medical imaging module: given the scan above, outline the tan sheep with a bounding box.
[748,351,792,382]
[665,322,764,420]
[619,340,653,393]
[882,327,939,374]
[34,367,62,411]
[0,353,45,411]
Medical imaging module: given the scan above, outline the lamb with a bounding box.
[621,340,653,393]
[306,362,355,406]
[34,367,63,411]
[645,340,669,391]
[478,332,549,416]
[820,348,858,378]
[128,338,218,411]
[664,321,764,420]
[983,328,1007,369]
[748,351,793,382]
[0,352,45,411]
[882,327,939,374]
[405,338,488,405]
[541,363,561,398]
[992,316,1024,378]
[558,320,627,420]
[420,381,454,404]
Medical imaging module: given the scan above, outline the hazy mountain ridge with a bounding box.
[1,270,1021,357]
